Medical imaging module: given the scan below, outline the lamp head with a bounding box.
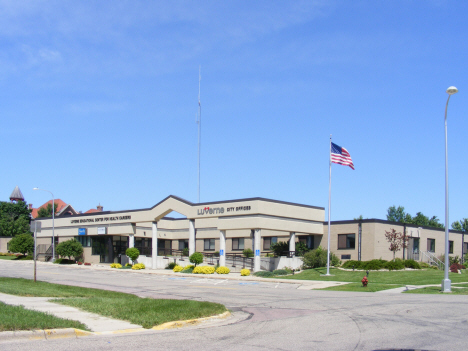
[446,86,458,95]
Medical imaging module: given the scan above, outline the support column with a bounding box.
[189,219,196,256]
[152,222,158,269]
[254,229,261,272]
[128,234,135,264]
[219,230,226,267]
[289,232,296,257]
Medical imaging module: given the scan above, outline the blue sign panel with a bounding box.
[255,249,260,257]
[78,228,86,236]
[220,249,224,256]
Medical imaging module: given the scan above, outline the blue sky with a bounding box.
[1,1,467,225]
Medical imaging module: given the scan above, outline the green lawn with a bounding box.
[0,302,88,331]
[281,268,468,285]
[0,278,227,329]
[0,256,17,260]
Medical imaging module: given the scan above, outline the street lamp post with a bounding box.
[442,86,458,293]
[33,188,55,261]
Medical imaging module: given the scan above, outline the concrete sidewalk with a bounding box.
[0,292,143,333]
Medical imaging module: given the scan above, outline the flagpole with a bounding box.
[326,135,332,276]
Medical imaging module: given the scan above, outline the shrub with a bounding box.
[404,259,421,269]
[420,262,431,269]
[193,266,215,274]
[182,248,189,256]
[240,269,250,276]
[342,260,363,269]
[166,262,177,270]
[173,265,183,272]
[56,239,83,260]
[213,251,220,257]
[302,247,341,269]
[53,258,75,264]
[125,263,132,267]
[132,263,145,270]
[450,255,461,265]
[242,248,254,258]
[126,248,140,262]
[270,241,289,256]
[189,252,204,266]
[295,242,309,256]
[362,259,385,270]
[216,266,230,274]
[8,234,34,256]
[182,267,194,273]
[110,263,122,269]
[450,263,466,273]
[272,269,289,276]
[383,260,405,271]
[254,271,275,278]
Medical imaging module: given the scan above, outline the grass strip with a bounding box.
[404,286,468,295]
[55,297,226,328]
[0,302,88,331]
[0,278,227,329]
[319,283,405,292]
[280,268,468,285]
[0,256,17,260]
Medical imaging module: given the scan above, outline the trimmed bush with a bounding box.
[166,262,177,269]
[253,271,275,278]
[56,239,83,260]
[182,267,194,273]
[173,265,183,272]
[362,259,386,270]
[189,252,204,266]
[272,269,289,276]
[302,247,341,269]
[126,248,140,262]
[450,263,466,273]
[242,248,254,258]
[193,266,215,274]
[404,259,421,269]
[240,269,250,276]
[383,260,405,271]
[110,263,122,269]
[216,266,230,274]
[8,234,34,256]
[342,260,363,269]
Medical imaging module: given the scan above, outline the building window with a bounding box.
[75,236,91,247]
[338,234,355,249]
[427,239,435,253]
[204,239,215,251]
[232,238,244,250]
[449,240,454,254]
[263,237,277,250]
[464,243,468,256]
[341,254,351,260]
[178,240,188,250]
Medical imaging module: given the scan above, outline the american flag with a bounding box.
[331,142,354,170]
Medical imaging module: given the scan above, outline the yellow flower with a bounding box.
[216,266,230,274]
[240,269,250,276]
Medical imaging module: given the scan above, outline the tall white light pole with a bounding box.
[197,66,201,203]
[33,188,55,261]
[442,86,458,293]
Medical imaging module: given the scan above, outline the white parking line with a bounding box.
[190,279,206,284]
[214,280,228,285]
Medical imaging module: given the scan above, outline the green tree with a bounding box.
[302,247,340,268]
[189,252,203,266]
[56,239,83,260]
[36,203,58,218]
[387,205,407,223]
[242,248,254,258]
[126,247,140,262]
[0,201,32,237]
[452,218,468,232]
[8,233,34,255]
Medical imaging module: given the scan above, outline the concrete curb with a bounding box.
[0,311,232,343]
[0,328,94,344]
